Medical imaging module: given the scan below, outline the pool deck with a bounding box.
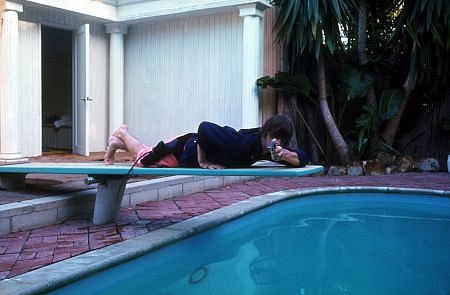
[1,169,449,283]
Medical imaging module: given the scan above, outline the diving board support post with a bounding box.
[0,173,26,189]
[92,176,128,225]
[0,163,325,225]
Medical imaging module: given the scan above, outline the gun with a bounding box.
[267,138,282,161]
[267,138,277,153]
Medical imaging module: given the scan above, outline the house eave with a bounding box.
[15,0,117,22]
[14,0,270,24]
[117,0,271,22]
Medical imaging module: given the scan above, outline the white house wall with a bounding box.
[89,24,109,152]
[124,11,243,146]
[18,20,42,157]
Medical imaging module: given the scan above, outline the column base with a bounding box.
[0,153,28,164]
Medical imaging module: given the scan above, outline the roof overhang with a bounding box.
[13,0,117,21]
[117,0,271,23]
[13,0,271,24]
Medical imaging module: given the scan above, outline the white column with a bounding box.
[0,1,25,162]
[239,3,267,128]
[105,23,129,135]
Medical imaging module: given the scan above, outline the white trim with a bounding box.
[5,1,24,12]
[18,0,270,23]
[239,3,265,128]
[105,22,129,34]
[96,0,156,6]
[0,8,25,161]
[92,0,118,6]
[239,3,266,17]
[20,0,117,21]
[118,0,270,22]
[73,24,91,156]
[106,23,128,135]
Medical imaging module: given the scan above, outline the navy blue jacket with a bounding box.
[179,121,309,168]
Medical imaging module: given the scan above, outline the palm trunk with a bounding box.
[357,0,377,108]
[305,105,320,163]
[317,51,351,165]
[277,94,299,149]
[380,74,414,146]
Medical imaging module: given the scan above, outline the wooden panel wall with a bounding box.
[399,95,450,170]
[19,21,42,157]
[262,7,281,122]
[124,11,243,145]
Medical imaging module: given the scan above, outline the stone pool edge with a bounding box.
[1,186,449,295]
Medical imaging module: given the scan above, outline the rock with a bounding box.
[347,162,363,176]
[376,152,396,167]
[327,166,347,176]
[363,159,384,175]
[413,158,440,172]
[448,154,450,173]
[385,165,399,175]
[395,156,414,173]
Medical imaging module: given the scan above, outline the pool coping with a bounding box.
[1,186,449,294]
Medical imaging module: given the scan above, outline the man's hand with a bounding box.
[271,146,284,162]
[199,161,225,169]
[271,146,300,166]
[197,143,225,169]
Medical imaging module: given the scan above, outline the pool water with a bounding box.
[50,193,450,294]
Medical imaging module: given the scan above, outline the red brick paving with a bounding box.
[0,172,449,280]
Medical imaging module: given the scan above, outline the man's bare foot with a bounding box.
[104,136,127,165]
[113,125,128,140]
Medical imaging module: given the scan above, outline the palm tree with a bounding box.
[381,0,450,146]
[271,0,355,165]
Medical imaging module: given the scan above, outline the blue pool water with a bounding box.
[50,192,450,294]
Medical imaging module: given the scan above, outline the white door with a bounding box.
[73,24,90,156]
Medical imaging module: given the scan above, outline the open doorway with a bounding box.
[41,26,73,152]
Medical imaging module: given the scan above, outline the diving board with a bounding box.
[0,162,323,225]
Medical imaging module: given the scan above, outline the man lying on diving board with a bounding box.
[104,115,310,170]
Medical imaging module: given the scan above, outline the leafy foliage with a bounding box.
[392,0,450,90]
[353,89,404,157]
[440,119,450,131]
[340,64,374,100]
[257,72,313,99]
[270,0,356,60]
[262,0,450,163]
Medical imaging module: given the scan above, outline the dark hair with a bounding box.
[260,115,294,145]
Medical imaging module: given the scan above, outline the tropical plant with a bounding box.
[261,0,450,165]
[352,88,403,158]
[440,119,450,131]
[257,72,313,99]
[270,0,356,165]
[257,72,328,161]
[380,0,450,146]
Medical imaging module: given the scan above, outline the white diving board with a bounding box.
[0,162,323,225]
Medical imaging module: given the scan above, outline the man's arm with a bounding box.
[272,146,308,167]
[197,144,224,169]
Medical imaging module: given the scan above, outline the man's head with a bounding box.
[260,115,294,146]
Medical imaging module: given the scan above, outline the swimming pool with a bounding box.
[44,190,450,294]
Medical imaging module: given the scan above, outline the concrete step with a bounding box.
[0,175,253,235]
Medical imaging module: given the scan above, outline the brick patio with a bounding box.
[0,172,449,280]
